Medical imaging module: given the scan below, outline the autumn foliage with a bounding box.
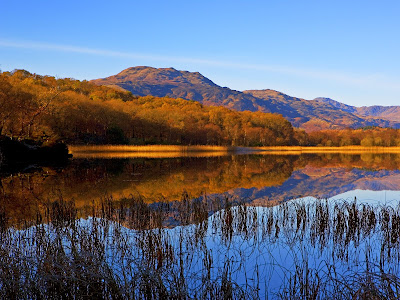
[308,127,400,147]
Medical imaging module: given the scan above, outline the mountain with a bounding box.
[313,97,357,113]
[242,90,392,131]
[91,66,400,131]
[315,97,400,122]
[356,106,400,122]
[91,66,263,112]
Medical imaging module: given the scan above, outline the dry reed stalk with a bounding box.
[2,195,400,299]
[69,145,235,154]
[70,151,234,159]
[254,146,400,154]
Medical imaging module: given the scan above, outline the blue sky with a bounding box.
[1,0,399,106]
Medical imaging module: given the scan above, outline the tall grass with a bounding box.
[256,145,400,153]
[70,151,236,159]
[69,145,240,158]
[69,145,236,153]
[1,195,400,299]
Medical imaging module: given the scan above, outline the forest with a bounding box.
[308,127,400,147]
[1,69,400,147]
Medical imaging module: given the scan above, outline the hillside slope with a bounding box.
[315,97,400,122]
[92,66,400,131]
[91,66,264,112]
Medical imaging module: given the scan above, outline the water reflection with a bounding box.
[2,197,400,299]
[1,152,400,226]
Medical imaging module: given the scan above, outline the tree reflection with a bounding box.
[1,152,400,227]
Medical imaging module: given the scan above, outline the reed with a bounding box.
[70,151,235,159]
[1,194,400,299]
[69,144,235,154]
[255,145,400,153]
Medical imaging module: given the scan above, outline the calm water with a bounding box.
[2,151,400,225]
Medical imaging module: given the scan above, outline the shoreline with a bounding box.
[254,145,400,153]
[69,144,400,156]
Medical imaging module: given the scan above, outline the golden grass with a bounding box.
[254,146,400,154]
[69,145,235,154]
[71,151,234,159]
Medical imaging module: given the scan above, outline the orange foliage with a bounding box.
[308,127,400,147]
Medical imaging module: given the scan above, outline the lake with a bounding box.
[1,150,400,298]
[2,150,400,225]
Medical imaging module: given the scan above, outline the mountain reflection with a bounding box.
[1,152,400,226]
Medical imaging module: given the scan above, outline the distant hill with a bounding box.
[242,90,390,131]
[314,97,400,123]
[92,66,400,131]
[356,106,400,122]
[91,66,263,112]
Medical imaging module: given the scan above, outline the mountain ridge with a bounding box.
[91,66,400,131]
[314,97,400,122]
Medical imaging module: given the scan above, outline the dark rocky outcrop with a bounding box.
[0,136,72,167]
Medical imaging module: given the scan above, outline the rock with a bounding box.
[0,135,72,165]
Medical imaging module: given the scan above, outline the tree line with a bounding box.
[307,127,400,147]
[1,69,400,147]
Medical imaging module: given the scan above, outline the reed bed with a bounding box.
[70,151,235,159]
[69,145,236,154]
[256,145,400,153]
[1,195,400,299]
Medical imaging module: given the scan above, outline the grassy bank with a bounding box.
[69,144,235,153]
[254,145,400,153]
[69,145,240,158]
